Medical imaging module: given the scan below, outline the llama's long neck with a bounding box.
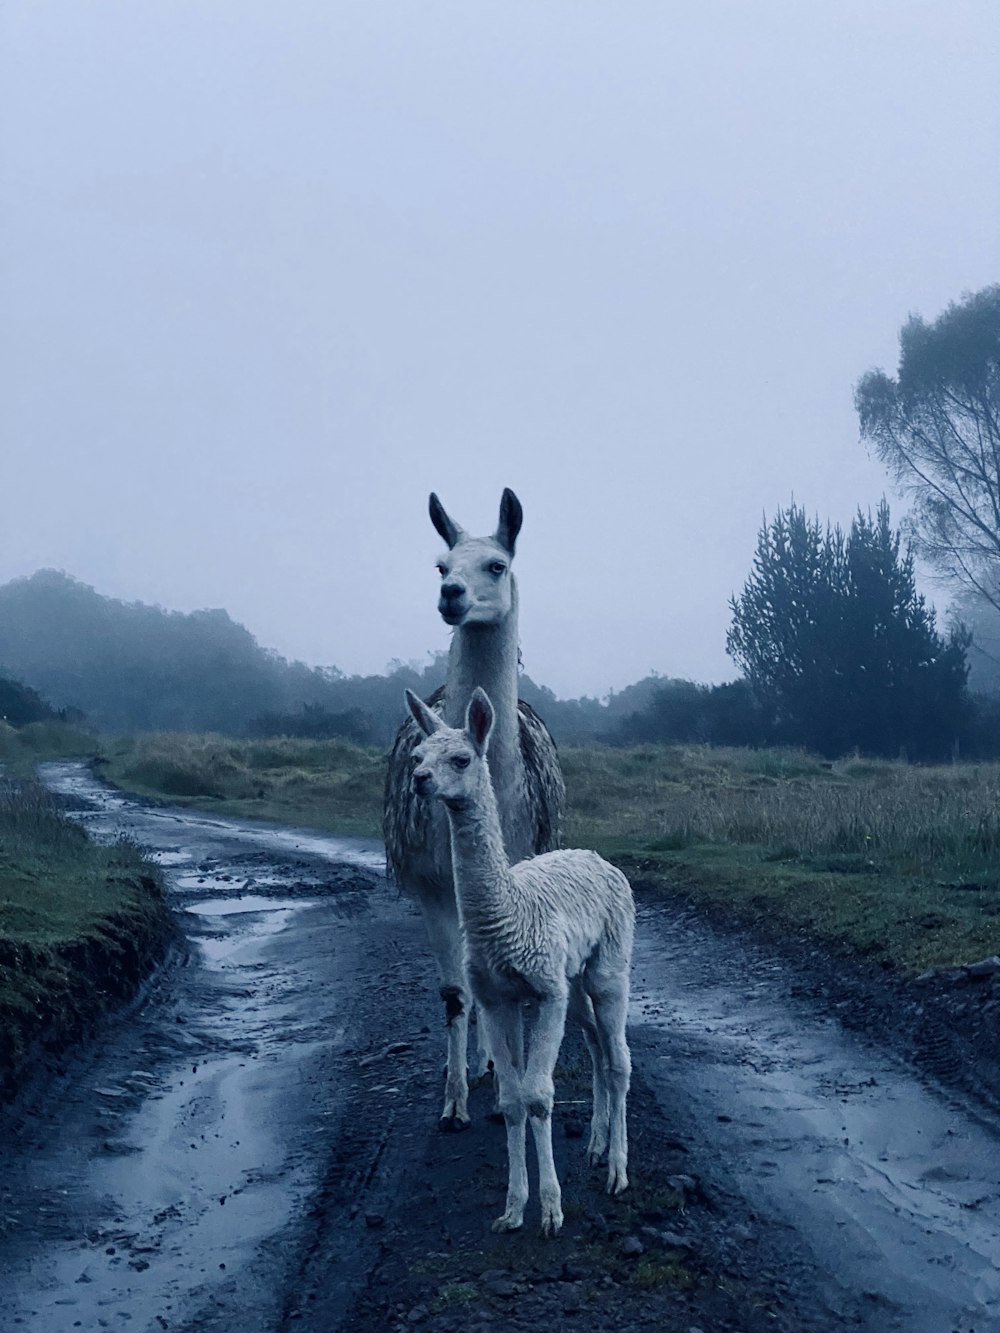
[443,767,520,937]
[444,581,520,786]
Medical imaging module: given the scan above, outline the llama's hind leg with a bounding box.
[419,899,471,1129]
[590,972,632,1195]
[570,977,609,1167]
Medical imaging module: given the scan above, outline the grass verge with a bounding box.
[0,778,174,1102]
[0,719,98,776]
[99,733,1000,974]
[99,732,384,838]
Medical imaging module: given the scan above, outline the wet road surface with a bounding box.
[0,764,998,1331]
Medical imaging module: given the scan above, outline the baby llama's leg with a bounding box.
[479,1004,530,1232]
[523,987,569,1235]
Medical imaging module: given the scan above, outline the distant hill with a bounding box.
[0,571,442,739]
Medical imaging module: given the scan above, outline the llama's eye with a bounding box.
[436,563,447,577]
[488,561,506,576]
[452,755,471,769]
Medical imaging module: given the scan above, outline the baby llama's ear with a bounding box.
[405,689,441,736]
[428,493,464,549]
[494,488,523,555]
[466,687,495,756]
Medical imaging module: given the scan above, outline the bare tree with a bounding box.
[856,286,1000,610]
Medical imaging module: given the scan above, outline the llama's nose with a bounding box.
[413,768,432,792]
[440,580,465,602]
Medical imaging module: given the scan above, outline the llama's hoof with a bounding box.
[491,1211,524,1233]
[439,1112,471,1133]
[539,1204,563,1237]
[606,1166,629,1196]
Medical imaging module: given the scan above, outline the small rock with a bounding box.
[660,1230,696,1251]
[486,1278,519,1298]
[913,970,936,984]
[966,955,1000,978]
[561,1262,588,1282]
[619,1235,644,1257]
[75,1271,93,1284]
[407,1305,429,1324]
[666,1173,698,1196]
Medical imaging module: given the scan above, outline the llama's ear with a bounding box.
[405,688,441,736]
[495,488,523,554]
[466,687,495,755]
[429,493,463,549]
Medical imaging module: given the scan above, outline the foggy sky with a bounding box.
[2,1,998,699]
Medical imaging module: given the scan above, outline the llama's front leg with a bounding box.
[524,990,569,1235]
[479,1005,529,1231]
[440,983,471,1129]
[419,900,470,1130]
[471,1003,494,1082]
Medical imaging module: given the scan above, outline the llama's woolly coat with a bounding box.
[461,847,635,1008]
[383,684,564,897]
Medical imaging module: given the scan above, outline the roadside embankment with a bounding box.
[0,777,174,1102]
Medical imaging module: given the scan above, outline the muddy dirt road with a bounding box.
[1,765,999,1332]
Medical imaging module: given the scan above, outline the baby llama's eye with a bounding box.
[452,755,471,769]
[488,561,506,576]
[436,563,447,577]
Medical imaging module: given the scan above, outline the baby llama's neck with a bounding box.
[443,766,519,936]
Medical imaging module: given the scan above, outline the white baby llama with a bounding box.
[405,685,635,1236]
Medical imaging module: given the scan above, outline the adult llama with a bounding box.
[383,488,565,1128]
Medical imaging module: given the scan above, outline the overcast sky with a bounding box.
[2,2,998,698]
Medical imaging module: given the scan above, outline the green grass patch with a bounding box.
[430,1282,478,1313]
[0,778,173,1100]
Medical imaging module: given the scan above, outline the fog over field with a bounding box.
[1,1,998,697]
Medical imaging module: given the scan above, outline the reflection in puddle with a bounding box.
[189,895,305,917]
